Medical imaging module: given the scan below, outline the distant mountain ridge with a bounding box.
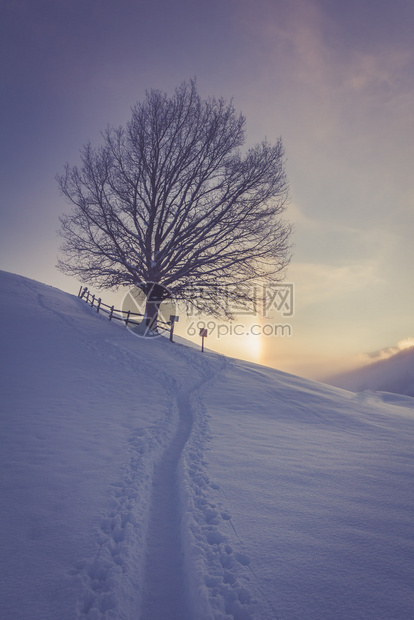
[326,346,414,397]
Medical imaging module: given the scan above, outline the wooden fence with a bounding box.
[77,286,176,340]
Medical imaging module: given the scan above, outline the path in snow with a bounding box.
[140,385,195,620]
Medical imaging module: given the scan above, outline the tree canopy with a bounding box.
[57,80,292,320]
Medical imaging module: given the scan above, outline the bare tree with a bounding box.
[57,80,292,326]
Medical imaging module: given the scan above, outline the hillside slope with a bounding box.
[1,271,414,620]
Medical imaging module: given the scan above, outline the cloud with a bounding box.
[345,49,413,98]
[366,338,414,361]
[288,201,397,269]
[289,260,383,307]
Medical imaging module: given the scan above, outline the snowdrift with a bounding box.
[1,270,414,620]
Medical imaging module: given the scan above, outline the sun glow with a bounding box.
[244,332,262,361]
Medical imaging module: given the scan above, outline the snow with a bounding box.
[203,362,414,618]
[1,270,414,619]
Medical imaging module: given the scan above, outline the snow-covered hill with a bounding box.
[326,347,414,397]
[1,270,414,620]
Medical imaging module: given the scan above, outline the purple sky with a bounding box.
[1,0,414,378]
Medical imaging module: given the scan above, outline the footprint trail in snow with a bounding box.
[140,386,194,620]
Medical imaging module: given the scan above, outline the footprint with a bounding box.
[234,552,250,566]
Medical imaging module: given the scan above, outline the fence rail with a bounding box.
[77,286,176,340]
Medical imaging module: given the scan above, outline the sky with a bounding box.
[1,0,414,379]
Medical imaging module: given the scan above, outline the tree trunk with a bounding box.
[144,294,161,331]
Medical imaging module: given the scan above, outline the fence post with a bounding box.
[109,306,114,320]
[125,310,131,327]
[78,285,83,297]
[200,328,208,352]
[169,315,179,342]
[91,294,95,307]
[96,298,101,313]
